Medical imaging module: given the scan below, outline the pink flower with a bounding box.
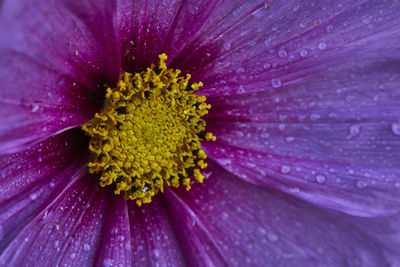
[0,0,400,266]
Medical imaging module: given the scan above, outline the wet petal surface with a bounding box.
[205,57,400,217]
[0,0,120,153]
[0,129,88,253]
[165,161,400,266]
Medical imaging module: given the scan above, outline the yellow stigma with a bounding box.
[82,54,215,206]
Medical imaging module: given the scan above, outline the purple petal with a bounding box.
[94,194,186,266]
[0,129,88,253]
[0,174,106,266]
[204,57,400,217]
[173,0,400,96]
[116,0,223,72]
[93,195,132,267]
[0,0,121,153]
[165,161,400,266]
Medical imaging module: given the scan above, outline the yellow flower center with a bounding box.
[82,54,215,206]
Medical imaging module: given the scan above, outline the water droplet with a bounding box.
[69,252,76,260]
[83,243,91,252]
[222,212,229,219]
[264,38,272,47]
[391,123,400,136]
[49,182,55,189]
[103,258,113,267]
[258,227,267,235]
[316,174,326,184]
[280,165,291,174]
[362,15,372,24]
[29,192,38,201]
[31,104,39,113]
[285,136,295,143]
[278,47,288,57]
[299,49,308,57]
[318,41,327,50]
[267,231,279,242]
[271,79,282,88]
[394,182,400,188]
[188,4,199,14]
[152,249,160,258]
[223,42,231,50]
[263,62,271,70]
[261,132,270,138]
[347,124,361,139]
[235,67,245,74]
[310,113,321,121]
[356,180,368,189]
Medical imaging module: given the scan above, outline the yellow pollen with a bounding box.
[82,54,216,206]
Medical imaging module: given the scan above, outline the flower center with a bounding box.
[82,54,215,206]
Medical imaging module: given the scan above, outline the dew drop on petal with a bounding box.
[299,49,308,57]
[310,113,321,121]
[258,227,267,235]
[223,42,231,50]
[29,192,38,201]
[280,165,291,174]
[53,240,60,249]
[347,124,361,139]
[188,4,199,14]
[31,104,39,113]
[326,24,334,32]
[49,182,56,189]
[263,62,271,70]
[285,136,295,143]
[152,249,160,259]
[236,67,245,74]
[69,253,77,260]
[391,123,400,136]
[356,180,368,189]
[83,243,91,252]
[271,79,282,88]
[267,231,279,242]
[318,41,327,50]
[103,258,113,267]
[264,38,272,46]
[316,174,326,184]
[278,47,288,57]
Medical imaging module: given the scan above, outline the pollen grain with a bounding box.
[82,54,215,206]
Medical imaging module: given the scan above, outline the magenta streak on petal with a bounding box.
[203,57,400,217]
[0,129,89,253]
[0,173,106,266]
[93,194,133,266]
[173,0,400,97]
[124,195,186,266]
[0,0,121,153]
[165,160,400,266]
[116,0,222,73]
[165,188,229,266]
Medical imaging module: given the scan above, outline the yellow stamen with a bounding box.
[82,54,215,206]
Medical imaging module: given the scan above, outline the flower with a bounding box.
[1,0,400,266]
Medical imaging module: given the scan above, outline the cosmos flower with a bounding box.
[1,0,400,266]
